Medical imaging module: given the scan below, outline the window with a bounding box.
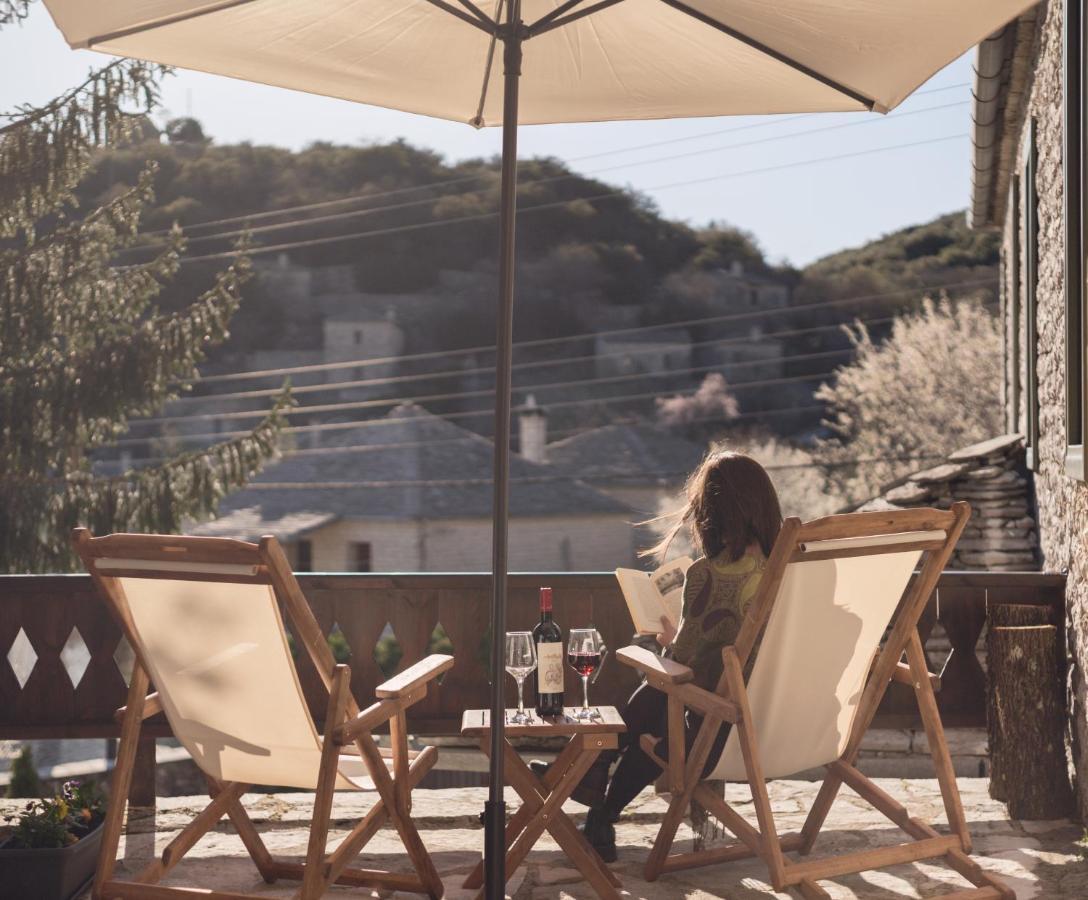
[1065,0,1087,478]
[351,542,372,572]
[1005,176,1021,432]
[1023,119,1040,471]
[296,539,313,573]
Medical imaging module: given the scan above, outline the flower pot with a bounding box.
[0,821,103,900]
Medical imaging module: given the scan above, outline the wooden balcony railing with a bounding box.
[0,570,1066,785]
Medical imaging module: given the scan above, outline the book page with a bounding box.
[615,556,693,634]
[651,556,692,626]
[614,568,667,634]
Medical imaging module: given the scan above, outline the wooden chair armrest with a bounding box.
[334,685,427,745]
[616,645,694,684]
[618,646,737,722]
[375,654,455,698]
[114,692,163,724]
[334,698,401,745]
[892,661,941,692]
[670,682,738,723]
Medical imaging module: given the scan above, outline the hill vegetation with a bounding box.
[79,123,998,439]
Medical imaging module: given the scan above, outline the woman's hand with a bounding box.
[655,615,677,648]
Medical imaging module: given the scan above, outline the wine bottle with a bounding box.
[533,586,564,717]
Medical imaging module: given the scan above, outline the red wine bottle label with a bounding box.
[537,642,564,693]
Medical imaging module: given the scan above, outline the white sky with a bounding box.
[1,4,977,267]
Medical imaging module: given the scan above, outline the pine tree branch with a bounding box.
[0,169,185,369]
[0,1,30,27]
[0,59,166,237]
[0,390,292,573]
[1,250,250,468]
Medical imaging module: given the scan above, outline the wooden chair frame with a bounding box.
[618,503,1014,900]
[73,528,453,900]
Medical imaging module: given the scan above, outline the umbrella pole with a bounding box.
[486,5,523,899]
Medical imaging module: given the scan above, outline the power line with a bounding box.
[132,100,968,251]
[184,276,996,386]
[135,348,851,427]
[185,452,947,491]
[137,81,969,240]
[111,381,828,448]
[173,133,970,265]
[170,315,897,405]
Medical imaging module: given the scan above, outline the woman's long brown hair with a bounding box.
[645,450,782,562]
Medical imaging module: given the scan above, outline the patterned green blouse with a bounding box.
[670,548,766,691]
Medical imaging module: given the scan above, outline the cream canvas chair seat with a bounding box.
[618,504,1013,900]
[75,529,451,900]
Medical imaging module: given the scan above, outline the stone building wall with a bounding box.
[1000,0,1088,818]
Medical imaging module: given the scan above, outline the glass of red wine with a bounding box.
[568,628,603,720]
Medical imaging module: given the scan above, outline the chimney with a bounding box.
[518,395,548,464]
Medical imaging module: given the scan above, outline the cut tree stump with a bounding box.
[986,607,1073,819]
[986,603,1052,803]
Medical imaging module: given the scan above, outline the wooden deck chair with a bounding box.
[618,504,1013,900]
[73,528,453,900]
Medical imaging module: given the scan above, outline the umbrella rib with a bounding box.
[527,0,626,37]
[526,0,588,35]
[76,0,263,49]
[659,0,882,112]
[422,0,497,34]
[455,0,500,30]
[470,0,505,127]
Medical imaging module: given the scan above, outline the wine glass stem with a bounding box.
[581,675,589,711]
[517,678,525,713]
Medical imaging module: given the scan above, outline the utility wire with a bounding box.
[184,452,948,490]
[184,276,995,386]
[170,315,897,405]
[134,348,850,427]
[131,100,968,250]
[136,81,970,239]
[111,384,828,447]
[173,133,970,265]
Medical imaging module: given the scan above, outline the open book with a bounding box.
[615,556,693,635]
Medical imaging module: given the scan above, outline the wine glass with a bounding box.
[505,631,537,724]
[568,628,603,720]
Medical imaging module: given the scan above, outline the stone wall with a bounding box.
[999,0,1088,819]
[858,434,1039,570]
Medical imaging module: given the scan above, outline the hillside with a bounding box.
[81,127,998,438]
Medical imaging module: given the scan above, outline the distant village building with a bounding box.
[191,404,637,571]
[321,308,405,401]
[594,329,692,379]
[546,422,705,517]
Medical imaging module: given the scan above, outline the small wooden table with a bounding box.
[461,706,626,899]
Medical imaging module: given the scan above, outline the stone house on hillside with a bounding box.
[968,0,1088,816]
[545,422,705,518]
[191,404,638,571]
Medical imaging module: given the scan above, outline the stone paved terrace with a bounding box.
[10,779,1083,899]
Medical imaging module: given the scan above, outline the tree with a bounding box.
[6,745,42,799]
[814,297,1004,504]
[165,117,207,145]
[656,373,740,440]
[0,45,288,572]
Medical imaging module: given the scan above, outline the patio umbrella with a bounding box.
[42,1,1037,895]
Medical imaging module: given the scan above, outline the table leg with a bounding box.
[462,737,586,890]
[497,743,622,899]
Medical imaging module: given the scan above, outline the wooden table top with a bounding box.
[461,706,626,737]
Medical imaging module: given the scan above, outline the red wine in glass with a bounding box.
[568,628,602,719]
[567,651,601,677]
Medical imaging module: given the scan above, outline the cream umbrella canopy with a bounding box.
[42,1,1036,895]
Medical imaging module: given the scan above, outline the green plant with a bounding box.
[2,781,105,850]
[5,746,42,799]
